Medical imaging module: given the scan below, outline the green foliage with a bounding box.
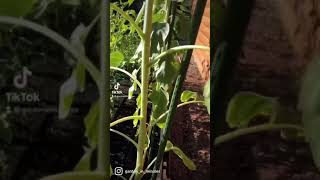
[203,80,210,114]
[111,3,140,70]
[150,84,169,128]
[165,140,196,171]
[0,0,37,17]
[226,92,277,128]
[180,90,198,102]
[59,22,95,119]
[84,101,99,148]
[110,51,124,67]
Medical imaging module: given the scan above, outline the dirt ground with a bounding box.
[213,0,320,179]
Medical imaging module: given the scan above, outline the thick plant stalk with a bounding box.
[151,1,208,179]
[98,0,111,176]
[135,0,154,179]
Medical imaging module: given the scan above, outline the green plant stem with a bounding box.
[0,16,101,85]
[150,45,210,66]
[111,66,142,88]
[215,124,304,146]
[97,0,110,176]
[111,4,145,40]
[135,0,154,179]
[144,157,157,175]
[110,116,143,127]
[151,100,205,126]
[110,129,138,148]
[151,1,207,179]
[110,101,203,128]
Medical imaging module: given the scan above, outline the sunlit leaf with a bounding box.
[203,80,210,114]
[180,90,198,103]
[128,69,138,100]
[128,0,135,6]
[133,94,142,127]
[226,92,277,128]
[111,51,124,67]
[152,10,167,23]
[165,140,196,171]
[133,108,140,127]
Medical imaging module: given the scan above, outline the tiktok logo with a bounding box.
[114,82,120,90]
[13,67,32,89]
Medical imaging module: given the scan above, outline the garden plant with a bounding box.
[0,0,210,179]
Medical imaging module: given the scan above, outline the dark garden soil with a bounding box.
[214,133,320,180]
[213,0,320,179]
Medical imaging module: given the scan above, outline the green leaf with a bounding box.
[299,58,320,170]
[180,90,198,103]
[74,63,86,92]
[174,13,191,41]
[128,0,135,6]
[133,109,140,127]
[59,76,77,119]
[0,0,37,17]
[128,69,138,100]
[58,23,92,119]
[155,57,180,84]
[165,140,196,171]
[74,149,93,171]
[84,101,99,147]
[203,80,210,114]
[39,172,106,180]
[111,51,124,67]
[226,92,277,128]
[150,85,169,128]
[151,23,170,56]
[152,10,167,23]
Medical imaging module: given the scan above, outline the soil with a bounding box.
[213,0,320,179]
